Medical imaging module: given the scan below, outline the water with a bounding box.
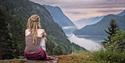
[68,34,104,52]
[76,35,106,42]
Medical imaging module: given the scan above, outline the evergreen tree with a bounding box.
[46,36,56,55]
[104,19,119,49]
[53,45,64,55]
[0,6,14,59]
[111,31,125,51]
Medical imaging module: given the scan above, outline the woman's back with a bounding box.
[24,29,45,52]
[24,15,57,60]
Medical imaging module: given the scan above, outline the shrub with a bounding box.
[94,50,125,63]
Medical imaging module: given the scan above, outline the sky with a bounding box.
[30,0,125,21]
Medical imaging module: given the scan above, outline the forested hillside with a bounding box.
[0,0,84,59]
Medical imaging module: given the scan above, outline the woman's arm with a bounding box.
[41,29,47,41]
[43,32,47,41]
[43,32,47,37]
[41,29,47,37]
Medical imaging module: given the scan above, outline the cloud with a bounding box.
[64,7,125,21]
[61,2,125,9]
[30,0,125,21]
[30,0,125,9]
[97,8,125,13]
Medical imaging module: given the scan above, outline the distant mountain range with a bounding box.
[118,10,125,16]
[74,10,125,37]
[74,16,103,29]
[44,5,76,36]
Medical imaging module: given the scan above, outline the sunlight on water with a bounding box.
[68,34,104,51]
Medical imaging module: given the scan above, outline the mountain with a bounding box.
[74,11,125,38]
[44,5,76,36]
[74,16,103,29]
[0,0,84,56]
[118,10,125,16]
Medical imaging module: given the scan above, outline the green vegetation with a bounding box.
[94,19,125,63]
[104,19,125,51]
[105,19,119,41]
[71,43,86,53]
[58,50,125,63]
[94,50,125,63]
[0,50,125,63]
[104,19,119,49]
[58,52,94,63]
[0,6,14,59]
[0,6,23,59]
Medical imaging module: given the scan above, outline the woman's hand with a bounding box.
[44,37,47,42]
[42,32,47,37]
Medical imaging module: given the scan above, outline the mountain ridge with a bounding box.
[74,10,125,37]
[44,5,76,36]
[74,16,104,29]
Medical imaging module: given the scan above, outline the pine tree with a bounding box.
[53,45,63,55]
[0,6,14,59]
[104,19,119,48]
[111,31,125,51]
[46,35,56,55]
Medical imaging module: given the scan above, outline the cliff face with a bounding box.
[44,5,76,36]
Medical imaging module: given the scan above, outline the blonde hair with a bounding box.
[26,14,41,45]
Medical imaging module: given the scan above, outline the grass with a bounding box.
[0,51,125,63]
[93,50,125,63]
[58,52,95,63]
[58,50,125,63]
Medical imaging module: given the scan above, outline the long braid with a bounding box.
[26,15,41,45]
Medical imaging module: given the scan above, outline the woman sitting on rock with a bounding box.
[24,14,56,61]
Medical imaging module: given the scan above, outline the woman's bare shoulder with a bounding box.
[25,29,30,36]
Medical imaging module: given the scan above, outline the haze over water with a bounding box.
[68,34,104,51]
